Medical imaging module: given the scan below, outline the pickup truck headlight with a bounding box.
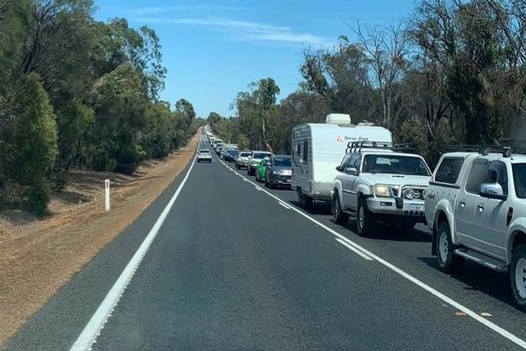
[374,185,391,197]
[373,184,399,198]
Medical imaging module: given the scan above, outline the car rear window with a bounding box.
[199,150,210,154]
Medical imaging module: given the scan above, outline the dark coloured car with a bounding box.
[224,149,239,162]
[265,155,292,188]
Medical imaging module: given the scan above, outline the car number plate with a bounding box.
[410,204,425,212]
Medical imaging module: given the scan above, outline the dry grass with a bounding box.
[0,133,200,347]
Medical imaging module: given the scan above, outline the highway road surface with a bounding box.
[4,133,526,350]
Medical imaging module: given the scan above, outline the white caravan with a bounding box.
[291,114,392,208]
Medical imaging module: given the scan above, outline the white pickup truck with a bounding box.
[425,149,526,311]
[332,143,432,236]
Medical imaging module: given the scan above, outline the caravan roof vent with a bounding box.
[326,113,351,125]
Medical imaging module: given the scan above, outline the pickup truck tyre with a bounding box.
[435,221,461,273]
[356,197,375,237]
[332,193,349,225]
[510,245,526,311]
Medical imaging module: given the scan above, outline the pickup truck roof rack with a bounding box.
[347,141,416,153]
[442,139,526,157]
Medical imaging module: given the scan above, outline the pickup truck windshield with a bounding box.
[513,164,526,198]
[362,155,430,176]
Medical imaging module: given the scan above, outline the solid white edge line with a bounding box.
[336,238,373,261]
[220,160,526,349]
[278,202,291,209]
[70,155,198,351]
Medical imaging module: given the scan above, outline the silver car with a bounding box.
[235,151,252,169]
[197,149,212,163]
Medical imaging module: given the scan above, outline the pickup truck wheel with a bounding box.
[332,193,349,225]
[356,198,375,237]
[510,245,526,311]
[436,222,460,273]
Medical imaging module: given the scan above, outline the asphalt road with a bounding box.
[4,134,526,351]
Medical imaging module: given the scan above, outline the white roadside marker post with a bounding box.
[105,179,110,211]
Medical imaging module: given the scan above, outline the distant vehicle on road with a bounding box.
[235,151,252,169]
[247,151,272,176]
[265,155,292,189]
[197,149,212,163]
[255,157,271,182]
[224,149,239,162]
[216,145,226,156]
[291,113,392,208]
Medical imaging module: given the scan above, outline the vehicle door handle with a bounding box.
[477,204,484,212]
[459,201,466,208]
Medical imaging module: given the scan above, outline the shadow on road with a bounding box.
[418,257,514,308]
[367,226,432,243]
[288,200,332,215]
[329,220,433,243]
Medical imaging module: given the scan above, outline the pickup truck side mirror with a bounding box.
[480,183,506,200]
[344,167,358,176]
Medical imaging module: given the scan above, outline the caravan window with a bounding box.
[303,140,309,163]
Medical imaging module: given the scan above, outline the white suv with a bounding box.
[332,144,432,236]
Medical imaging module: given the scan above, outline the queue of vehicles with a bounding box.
[204,116,526,311]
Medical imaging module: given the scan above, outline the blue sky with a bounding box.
[93,0,417,118]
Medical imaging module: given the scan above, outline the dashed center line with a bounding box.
[336,238,373,260]
[278,201,291,209]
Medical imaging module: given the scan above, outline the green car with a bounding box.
[255,157,271,183]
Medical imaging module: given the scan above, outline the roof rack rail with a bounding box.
[441,142,526,157]
[346,141,393,154]
[392,143,417,152]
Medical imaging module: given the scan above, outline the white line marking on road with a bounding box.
[220,161,526,349]
[255,186,263,191]
[70,156,197,351]
[278,201,291,209]
[336,238,373,260]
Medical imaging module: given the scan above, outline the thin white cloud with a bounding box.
[134,16,332,46]
[128,5,247,16]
